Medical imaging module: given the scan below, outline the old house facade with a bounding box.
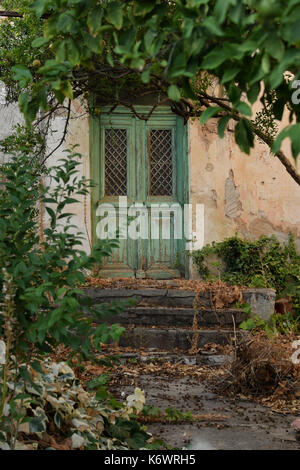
[1,91,300,279]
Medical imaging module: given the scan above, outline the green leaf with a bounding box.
[214,0,236,24]
[261,52,270,74]
[126,431,148,450]
[29,415,47,434]
[268,63,285,89]
[86,373,110,390]
[227,83,241,106]
[235,101,252,117]
[84,33,102,53]
[54,411,63,429]
[32,37,50,48]
[265,35,285,61]
[60,81,73,99]
[141,69,150,84]
[56,41,67,62]
[202,16,224,36]
[247,82,260,104]
[144,30,156,53]
[200,106,223,124]
[229,1,244,24]
[283,19,300,44]
[31,0,52,18]
[240,318,256,330]
[96,386,109,401]
[234,119,254,154]
[168,52,188,79]
[107,52,114,67]
[201,48,227,69]
[167,84,181,102]
[272,124,300,159]
[134,1,156,16]
[218,115,231,138]
[57,13,78,34]
[221,66,240,84]
[30,360,44,374]
[46,206,56,225]
[66,40,81,66]
[87,7,103,35]
[107,1,123,30]
[12,65,33,86]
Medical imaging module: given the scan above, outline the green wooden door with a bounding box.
[90,106,188,279]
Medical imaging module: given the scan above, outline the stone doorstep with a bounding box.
[84,288,200,308]
[83,287,276,320]
[114,327,246,350]
[100,306,248,327]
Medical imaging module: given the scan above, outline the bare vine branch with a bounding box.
[40,99,71,165]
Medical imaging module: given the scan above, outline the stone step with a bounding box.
[101,306,247,327]
[83,287,276,321]
[115,326,245,350]
[84,287,197,307]
[116,351,233,367]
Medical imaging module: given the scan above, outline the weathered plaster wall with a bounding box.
[0,83,23,163]
[47,100,92,254]
[189,115,300,277]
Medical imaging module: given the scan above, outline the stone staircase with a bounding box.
[83,287,271,351]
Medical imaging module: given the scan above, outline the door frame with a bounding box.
[89,105,190,278]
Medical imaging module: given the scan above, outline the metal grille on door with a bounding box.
[105,128,127,196]
[149,129,173,196]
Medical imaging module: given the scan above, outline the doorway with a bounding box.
[90,106,189,279]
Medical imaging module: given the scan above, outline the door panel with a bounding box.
[91,106,187,279]
[142,116,182,278]
[95,116,136,277]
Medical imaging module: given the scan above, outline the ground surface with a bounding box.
[112,373,298,450]
[54,339,300,451]
[101,347,300,450]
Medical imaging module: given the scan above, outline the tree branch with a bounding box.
[41,99,71,165]
[0,11,23,18]
[189,93,300,187]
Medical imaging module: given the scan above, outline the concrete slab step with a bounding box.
[116,326,245,350]
[84,286,276,321]
[103,306,247,327]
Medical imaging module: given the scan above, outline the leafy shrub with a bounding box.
[0,148,126,425]
[192,234,300,329]
[0,148,125,357]
[0,359,153,450]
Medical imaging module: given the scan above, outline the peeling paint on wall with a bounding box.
[225,169,242,218]
[189,116,300,265]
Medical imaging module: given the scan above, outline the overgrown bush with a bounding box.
[0,359,155,450]
[217,334,300,399]
[0,149,127,439]
[192,234,300,330]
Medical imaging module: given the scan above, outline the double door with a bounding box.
[91,106,188,279]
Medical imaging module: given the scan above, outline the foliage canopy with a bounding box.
[2,0,300,169]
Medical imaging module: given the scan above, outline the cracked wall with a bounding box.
[189,115,300,278]
[224,170,242,219]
